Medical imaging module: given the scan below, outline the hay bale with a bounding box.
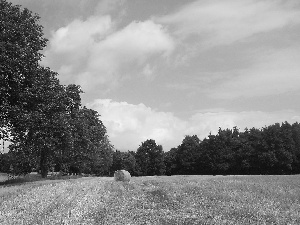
[114,170,131,182]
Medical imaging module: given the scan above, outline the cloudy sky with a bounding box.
[9,0,300,151]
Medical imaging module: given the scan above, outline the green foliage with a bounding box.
[0,0,47,139]
[89,135,114,176]
[0,153,11,173]
[163,147,178,175]
[111,150,138,176]
[122,151,137,175]
[165,122,300,175]
[0,0,113,177]
[66,107,107,173]
[136,139,165,176]
[6,67,72,177]
[176,135,201,174]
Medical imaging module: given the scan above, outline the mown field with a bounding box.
[0,175,299,224]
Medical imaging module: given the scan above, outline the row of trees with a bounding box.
[4,120,298,177]
[164,122,300,175]
[110,122,300,176]
[111,139,165,176]
[0,0,114,177]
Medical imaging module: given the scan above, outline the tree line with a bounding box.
[2,121,300,176]
[109,122,300,176]
[164,122,300,175]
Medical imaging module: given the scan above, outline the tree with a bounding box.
[136,139,165,176]
[257,123,293,174]
[111,150,139,176]
[164,147,179,175]
[176,135,201,174]
[292,122,300,173]
[215,127,239,174]
[0,152,11,173]
[0,1,58,177]
[111,150,123,172]
[65,107,111,176]
[9,67,71,177]
[1,0,48,140]
[122,151,138,176]
[232,128,255,175]
[277,122,294,174]
[89,135,114,176]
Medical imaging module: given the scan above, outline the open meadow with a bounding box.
[0,175,299,224]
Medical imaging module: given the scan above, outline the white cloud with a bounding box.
[48,16,113,55]
[94,20,174,60]
[87,99,299,151]
[87,99,186,151]
[42,15,113,85]
[206,47,300,99]
[43,17,174,92]
[156,0,300,47]
[187,110,299,139]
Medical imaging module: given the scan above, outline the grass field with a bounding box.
[0,175,299,224]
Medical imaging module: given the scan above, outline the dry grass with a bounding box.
[0,175,299,224]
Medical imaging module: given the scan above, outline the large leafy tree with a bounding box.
[1,0,47,140]
[51,84,82,174]
[9,67,71,177]
[136,139,165,176]
[176,135,201,175]
[1,2,53,176]
[90,135,114,176]
[65,107,112,176]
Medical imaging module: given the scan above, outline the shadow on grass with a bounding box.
[0,174,90,187]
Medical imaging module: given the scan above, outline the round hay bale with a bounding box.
[114,170,131,182]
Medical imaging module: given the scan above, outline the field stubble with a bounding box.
[0,175,299,224]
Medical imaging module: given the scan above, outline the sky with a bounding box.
[6,0,300,152]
